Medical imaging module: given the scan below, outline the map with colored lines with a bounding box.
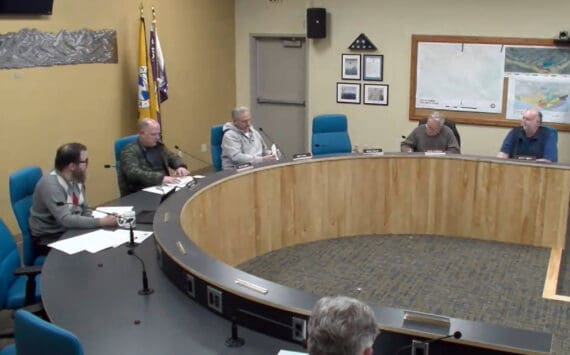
[505,47,570,75]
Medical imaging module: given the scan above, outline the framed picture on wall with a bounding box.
[337,83,361,104]
[363,54,383,81]
[341,54,361,80]
[363,84,388,105]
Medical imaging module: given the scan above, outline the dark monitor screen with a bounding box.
[0,0,54,15]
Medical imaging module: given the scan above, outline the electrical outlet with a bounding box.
[292,317,306,342]
[185,274,195,298]
[206,285,223,313]
[200,143,208,152]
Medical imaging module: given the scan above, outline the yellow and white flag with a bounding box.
[137,15,158,120]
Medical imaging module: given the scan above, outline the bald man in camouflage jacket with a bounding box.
[118,119,189,196]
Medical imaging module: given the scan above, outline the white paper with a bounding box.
[277,351,307,355]
[172,175,195,188]
[143,184,176,195]
[48,229,154,255]
[112,229,154,245]
[143,175,194,195]
[92,206,133,218]
[48,230,116,255]
[271,144,279,161]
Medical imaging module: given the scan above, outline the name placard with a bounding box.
[403,310,450,328]
[235,162,253,171]
[362,148,383,155]
[424,150,446,156]
[514,155,536,161]
[293,152,313,160]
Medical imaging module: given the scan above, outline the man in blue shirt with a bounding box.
[497,109,558,163]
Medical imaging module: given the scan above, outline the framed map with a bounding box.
[409,34,570,131]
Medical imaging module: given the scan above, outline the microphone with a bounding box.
[127,249,154,295]
[104,164,116,169]
[258,127,287,159]
[395,331,462,355]
[401,135,415,152]
[173,145,210,166]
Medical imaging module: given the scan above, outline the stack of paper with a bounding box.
[143,175,195,195]
[48,229,154,255]
[91,206,133,218]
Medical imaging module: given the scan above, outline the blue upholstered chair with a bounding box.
[113,135,138,195]
[311,114,352,156]
[8,166,44,266]
[1,310,83,355]
[543,126,558,163]
[0,218,41,314]
[210,125,224,171]
[114,135,138,168]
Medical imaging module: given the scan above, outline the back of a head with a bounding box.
[308,296,377,355]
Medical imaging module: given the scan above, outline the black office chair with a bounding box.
[418,118,461,147]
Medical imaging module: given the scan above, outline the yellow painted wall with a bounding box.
[235,0,569,162]
[0,0,235,233]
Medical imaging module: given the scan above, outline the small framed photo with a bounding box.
[363,84,389,105]
[341,54,361,80]
[337,83,361,104]
[363,54,383,81]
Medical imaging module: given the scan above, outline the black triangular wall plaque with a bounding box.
[348,33,377,50]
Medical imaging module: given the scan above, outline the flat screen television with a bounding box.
[0,0,54,15]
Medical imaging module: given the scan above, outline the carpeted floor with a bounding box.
[237,235,570,355]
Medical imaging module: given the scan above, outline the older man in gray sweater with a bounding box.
[221,106,277,170]
[401,111,460,154]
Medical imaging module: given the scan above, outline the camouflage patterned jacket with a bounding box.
[118,140,187,196]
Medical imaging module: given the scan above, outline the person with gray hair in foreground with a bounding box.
[308,296,378,355]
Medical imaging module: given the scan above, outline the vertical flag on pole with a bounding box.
[150,8,168,104]
[149,7,168,124]
[137,7,158,121]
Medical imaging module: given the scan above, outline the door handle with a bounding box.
[256,97,305,106]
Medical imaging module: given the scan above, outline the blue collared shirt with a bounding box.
[500,126,558,162]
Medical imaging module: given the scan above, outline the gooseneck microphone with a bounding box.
[127,222,137,248]
[258,127,287,159]
[173,145,211,166]
[127,249,154,295]
[395,331,462,355]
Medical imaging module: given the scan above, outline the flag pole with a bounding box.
[151,6,162,126]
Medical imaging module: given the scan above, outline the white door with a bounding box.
[251,36,307,157]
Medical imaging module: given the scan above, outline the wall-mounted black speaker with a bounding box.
[0,0,54,15]
[307,8,326,39]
